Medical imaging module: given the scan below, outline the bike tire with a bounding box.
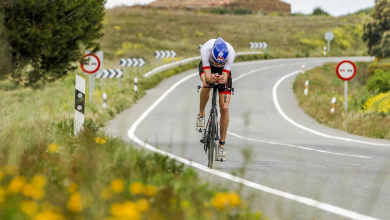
[207,112,216,168]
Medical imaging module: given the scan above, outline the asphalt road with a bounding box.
[108,57,390,220]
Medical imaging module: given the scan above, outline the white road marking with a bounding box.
[128,69,380,220]
[273,71,390,147]
[230,62,372,158]
[227,131,371,158]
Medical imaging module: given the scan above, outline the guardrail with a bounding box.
[143,51,264,78]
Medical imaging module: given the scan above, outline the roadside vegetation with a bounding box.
[294,1,390,140]
[294,60,390,139]
[0,1,379,218]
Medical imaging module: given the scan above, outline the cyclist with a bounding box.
[196,37,235,162]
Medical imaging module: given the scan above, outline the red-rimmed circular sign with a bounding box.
[336,60,357,81]
[80,54,101,74]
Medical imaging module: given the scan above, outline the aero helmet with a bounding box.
[212,37,229,64]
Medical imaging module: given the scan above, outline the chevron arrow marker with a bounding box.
[138,58,145,67]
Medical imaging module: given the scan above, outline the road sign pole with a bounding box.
[328,40,330,52]
[118,78,121,88]
[345,81,348,111]
[89,75,93,101]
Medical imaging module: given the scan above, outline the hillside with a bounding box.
[101,7,371,69]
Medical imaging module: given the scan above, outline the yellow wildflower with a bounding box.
[136,199,149,212]
[180,200,189,208]
[129,182,143,195]
[21,200,37,215]
[67,192,83,213]
[68,182,78,193]
[114,26,121,31]
[101,187,113,200]
[32,175,47,188]
[55,167,60,171]
[47,143,59,153]
[8,176,26,194]
[0,186,6,203]
[22,184,45,200]
[0,171,4,181]
[33,210,65,220]
[226,192,241,207]
[110,179,124,193]
[210,192,241,210]
[143,185,158,197]
[110,201,140,220]
[203,201,209,207]
[94,137,106,144]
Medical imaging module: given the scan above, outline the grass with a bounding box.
[0,117,265,219]
[293,61,390,139]
[101,7,371,69]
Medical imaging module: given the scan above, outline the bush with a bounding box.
[211,7,230,15]
[366,69,390,93]
[364,92,390,114]
[367,61,390,77]
[312,7,329,16]
[234,8,253,15]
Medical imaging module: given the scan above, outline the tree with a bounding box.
[362,0,390,59]
[312,7,329,16]
[0,0,105,87]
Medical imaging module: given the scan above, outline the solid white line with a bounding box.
[127,70,380,220]
[227,131,371,159]
[273,71,390,147]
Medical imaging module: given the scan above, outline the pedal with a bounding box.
[232,88,235,95]
[197,85,201,93]
[200,137,205,144]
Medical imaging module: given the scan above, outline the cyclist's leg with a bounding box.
[219,92,231,148]
[218,71,232,149]
[199,63,211,117]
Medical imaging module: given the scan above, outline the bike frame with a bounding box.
[203,83,220,168]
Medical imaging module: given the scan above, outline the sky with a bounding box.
[105,0,375,17]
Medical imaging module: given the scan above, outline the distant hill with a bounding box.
[354,7,373,15]
[148,0,291,14]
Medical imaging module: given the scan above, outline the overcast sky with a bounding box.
[105,0,375,16]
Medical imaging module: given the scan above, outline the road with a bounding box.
[108,57,390,220]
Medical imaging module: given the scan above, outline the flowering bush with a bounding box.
[364,92,390,114]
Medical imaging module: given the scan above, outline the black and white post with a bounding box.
[74,75,85,136]
[103,93,107,109]
[134,78,138,92]
[304,80,309,96]
[330,97,336,113]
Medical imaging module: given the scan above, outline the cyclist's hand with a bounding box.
[208,73,218,83]
[218,75,227,84]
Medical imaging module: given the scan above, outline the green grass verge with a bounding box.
[293,61,390,139]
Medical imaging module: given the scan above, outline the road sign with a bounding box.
[155,50,177,58]
[325,31,334,41]
[120,58,145,67]
[336,60,356,81]
[324,31,334,51]
[96,69,123,79]
[81,54,100,74]
[336,60,357,111]
[250,42,267,49]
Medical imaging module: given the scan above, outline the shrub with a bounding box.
[234,8,253,15]
[211,7,230,15]
[312,7,329,16]
[366,69,390,93]
[367,61,390,77]
[364,92,390,114]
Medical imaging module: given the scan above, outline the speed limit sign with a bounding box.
[81,54,101,74]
